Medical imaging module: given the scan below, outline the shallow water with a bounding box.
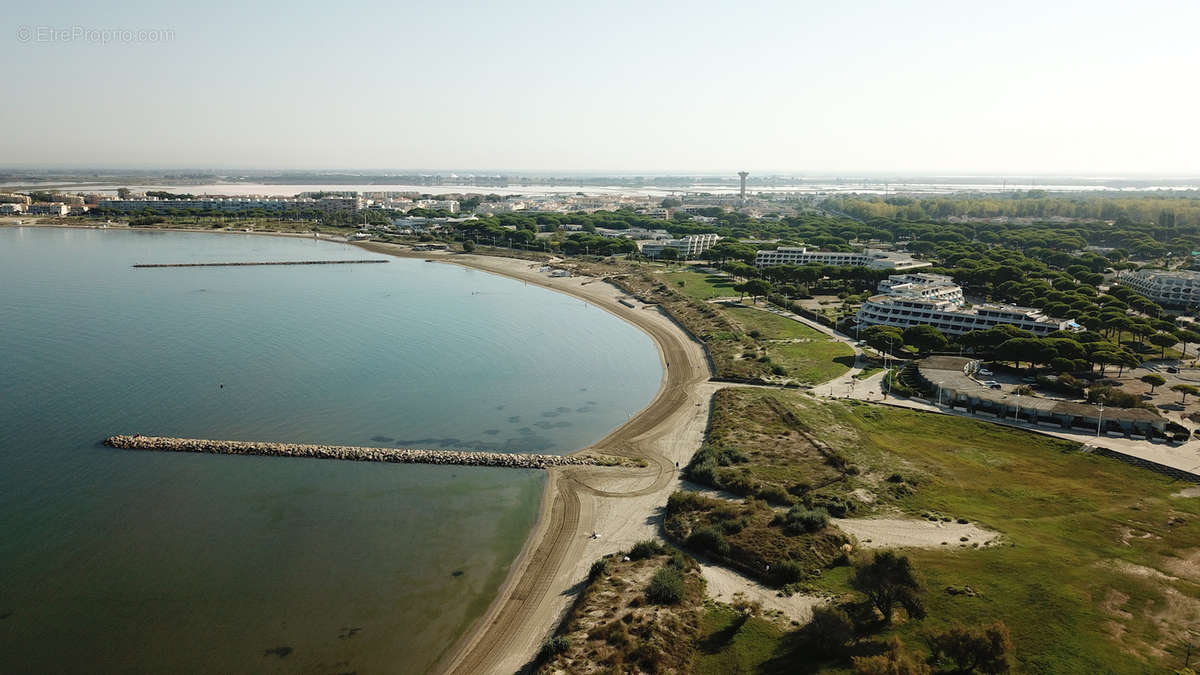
[0,227,661,672]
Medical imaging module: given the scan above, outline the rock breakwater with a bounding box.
[104,435,604,469]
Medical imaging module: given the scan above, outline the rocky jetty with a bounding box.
[104,435,601,469]
[132,260,388,268]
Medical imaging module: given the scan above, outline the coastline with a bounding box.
[7,222,713,673]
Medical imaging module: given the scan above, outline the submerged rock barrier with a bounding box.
[132,260,388,268]
[104,435,601,469]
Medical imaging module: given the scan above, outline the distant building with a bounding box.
[414,199,459,213]
[1117,269,1200,308]
[640,233,720,259]
[0,203,26,214]
[755,246,929,270]
[94,196,361,215]
[27,203,70,216]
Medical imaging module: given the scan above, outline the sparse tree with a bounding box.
[1141,373,1166,394]
[926,621,1015,674]
[851,551,925,623]
[852,637,931,675]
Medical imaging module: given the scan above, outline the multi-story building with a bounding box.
[640,233,720,259]
[857,294,1071,336]
[27,203,70,216]
[0,203,26,214]
[754,246,930,270]
[414,199,459,213]
[1117,269,1200,307]
[94,196,361,214]
[877,273,963,303]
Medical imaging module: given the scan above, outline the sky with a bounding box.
[3,0,1199,175]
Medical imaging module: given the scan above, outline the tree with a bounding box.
[862,325,904,356]
[903,325,948,353]
[117,187,132,199]
[1149,332,1177,359]
[851,551,925,623]
[462,239,476,253]
[658,247,679,261]
[1172,384,1200,404]
[735,278,773,303]
[806,606,854,655]
[1141,373,1166,394]
[852,637,931,675]
[926,621,1015,674]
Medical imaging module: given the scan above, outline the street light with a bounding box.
[1014,392,1021,422]
[1096,399,1105,437]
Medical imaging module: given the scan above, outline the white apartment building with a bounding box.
[755,246,930,270]
[857,295,1071,336]
[96,196,361,214]
[877,273,963,303]
[640,233,720,259]
[0,203,26,214]
[415,199,459,213]
[1117,269,1200,307]
[27,203,70,216]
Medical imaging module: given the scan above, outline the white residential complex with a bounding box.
[754,246,930,270]
[877,273,964,303]
[95,196,361,214]
[640,233,720,259]
[1117,269,1200,307]
[857,274,1072,336]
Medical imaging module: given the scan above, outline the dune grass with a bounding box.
[694,388,1200,672]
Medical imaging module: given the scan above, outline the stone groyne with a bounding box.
[104,435,604,469]
[132,260,388,268]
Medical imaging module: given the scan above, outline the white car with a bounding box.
[978,369,993,376]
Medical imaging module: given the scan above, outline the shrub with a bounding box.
[645,566,685,604]
[807,606,854,654]
[758,485,795,505]
[784,505,830,534]
[749,329,762,338]
[629,539,665,560]
[538,635,571,661]
[773,559,807,584]
[665,490,714,514]
[686,526,730,556]
[772,365,787,376]
[886,473,905,483]
[588,558,609,581]
[852,637,931,674]
[462,239,476,252]
[926,621,1014,673]
[809,493,855,517]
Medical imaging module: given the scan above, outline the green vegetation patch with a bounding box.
[661,268,737,302]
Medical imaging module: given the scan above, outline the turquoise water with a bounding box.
[0,227,662,673]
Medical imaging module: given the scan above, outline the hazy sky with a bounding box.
[4,0,1198,174]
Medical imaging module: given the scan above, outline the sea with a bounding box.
[0,226,662,673]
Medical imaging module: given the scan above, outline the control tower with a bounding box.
[738,171,749,201]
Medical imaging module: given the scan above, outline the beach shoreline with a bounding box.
[6,221,713,674]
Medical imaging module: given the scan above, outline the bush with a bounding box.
[666,490,715,514]
[628,539,665,560]
[771,365,787,376]
[784,505,830,534]
[588,558,609,581]
[686,526,730,556]
[538,635,571,661]
[462,239,476,252]
[773,559,807,584]
[645,566,685,604]
[926,621,1014,673]
[807,606,854,654]
[809,493,855,517]
[758,485,795,505]
[749,329,762,338]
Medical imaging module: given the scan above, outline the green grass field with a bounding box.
[696,603,791,675]
[696,389,1200,673]
[723,307,854,384]
[662,268,738,302]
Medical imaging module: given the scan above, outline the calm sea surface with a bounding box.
[0,227,661,673]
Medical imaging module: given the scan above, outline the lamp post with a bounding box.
[1096,400,1105,437]
[1014,393,1021,422]
[936,381,943,406]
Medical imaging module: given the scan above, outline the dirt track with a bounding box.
[349,247,715,675]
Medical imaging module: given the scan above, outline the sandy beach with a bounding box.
[7,222,718,673]
[350,244,716,674]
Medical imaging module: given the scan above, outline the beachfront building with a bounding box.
[1117,269,1200,308]
[754,246,930,270]
[857,294,1072,336]
[94,196,361,215]
[877,273,964,303]
[640,233,721,259]
[414,199,459,213]
[0,203,26,214]
[27,203,70,216]
[915,356,1164,438]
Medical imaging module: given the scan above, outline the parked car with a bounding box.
[1168,366,1180,373]
[982,380,1001,389]
[978,369,993,376]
